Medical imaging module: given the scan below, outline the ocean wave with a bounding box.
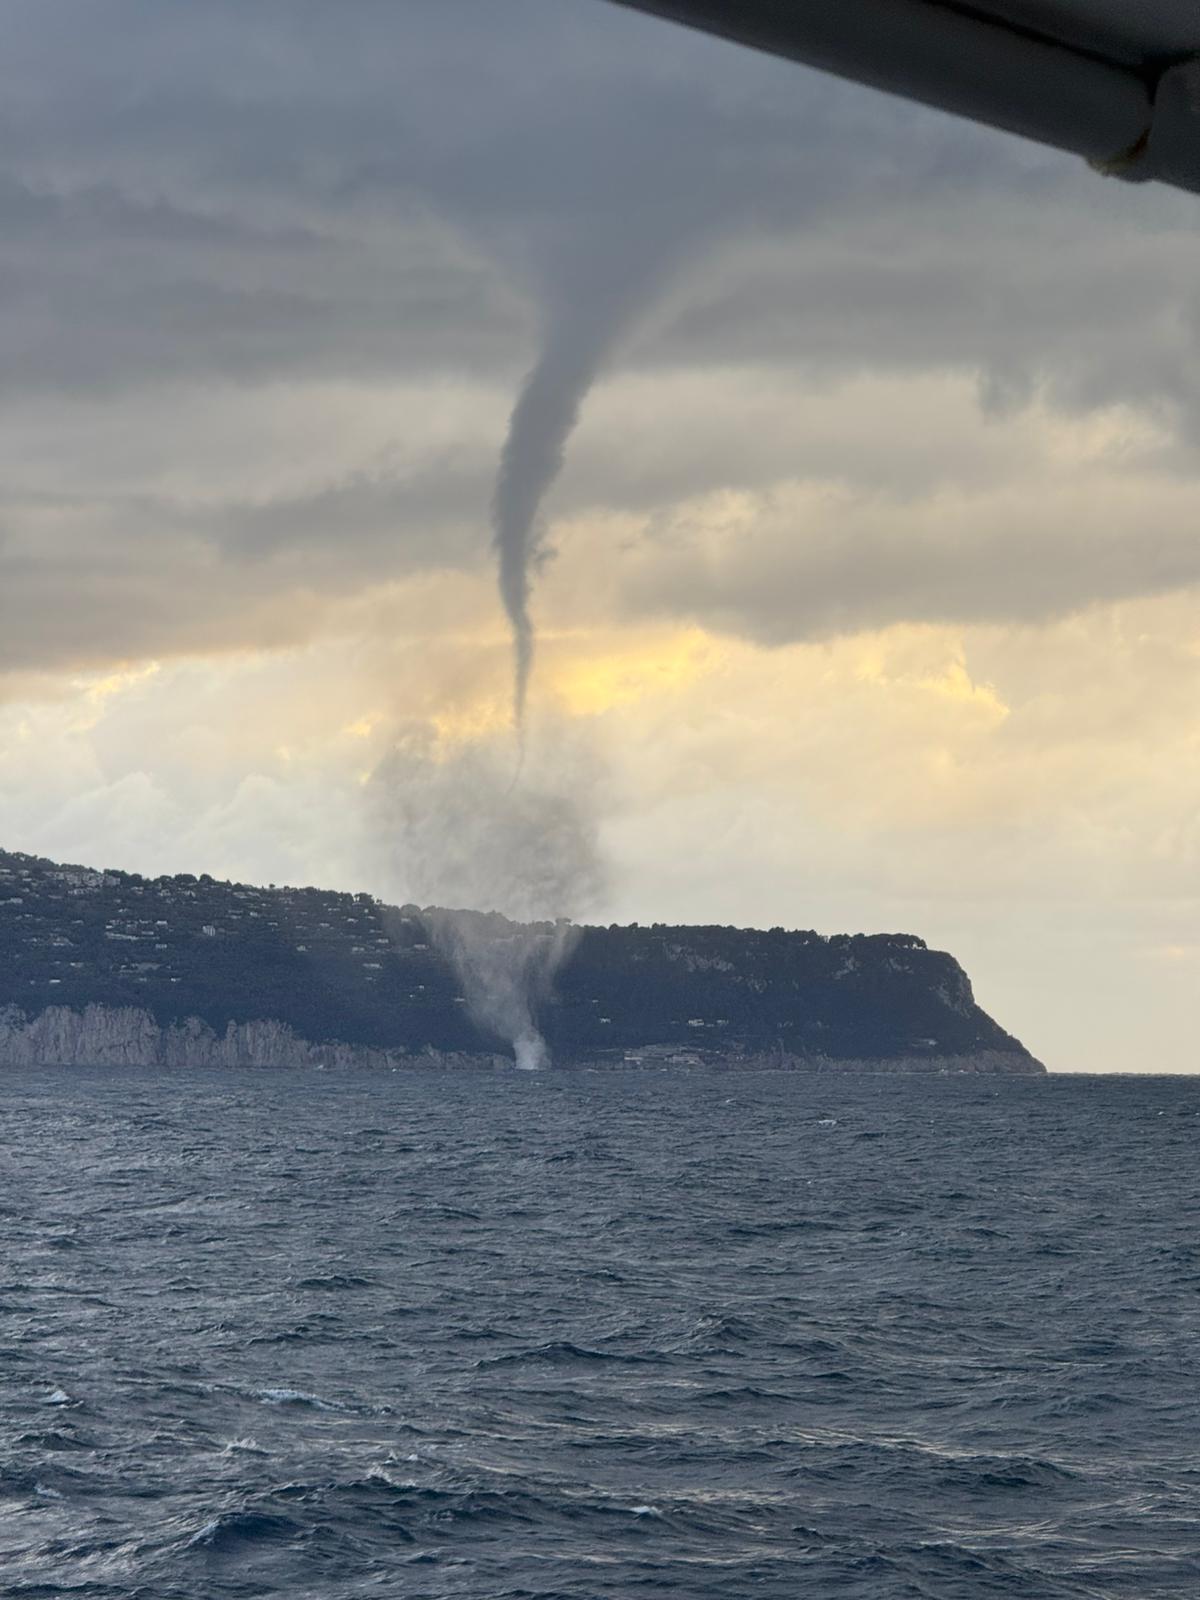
[474,1341,664,1370]
[293,1273,374,1291]
[185,1509,304,1552]
[253,1388,345,1410]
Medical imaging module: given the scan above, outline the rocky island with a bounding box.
[0,849,1044,1073]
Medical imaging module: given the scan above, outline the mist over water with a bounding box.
[383,171,702,1057]
[398,116,718,1050]
[457,269,655,1057]
[370,728,604,1067]
[421,908,578,1071]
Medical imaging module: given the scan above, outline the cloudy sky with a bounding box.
[2,1,1199,1071]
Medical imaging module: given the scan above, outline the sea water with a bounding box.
[2,1066,1199,1598]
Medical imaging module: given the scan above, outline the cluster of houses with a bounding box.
[0,850,420,1008]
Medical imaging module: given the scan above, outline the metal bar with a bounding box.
[608,0,1153,167]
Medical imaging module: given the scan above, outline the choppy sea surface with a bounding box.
[3,1067,1200,1599]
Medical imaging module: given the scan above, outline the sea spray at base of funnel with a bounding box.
[370,731,603,1070]
[513,1031,550,1072]
[422,908,577,1070]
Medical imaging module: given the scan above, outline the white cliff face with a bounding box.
[0,1004,503,1070]
[0,1003,1045,1074]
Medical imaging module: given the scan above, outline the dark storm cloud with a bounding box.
[1,0,1198,680]
[0,0,1076,398]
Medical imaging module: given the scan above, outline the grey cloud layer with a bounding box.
[2,0,1198,678]
[3,0,1120,401]
[617,478,1200,645]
